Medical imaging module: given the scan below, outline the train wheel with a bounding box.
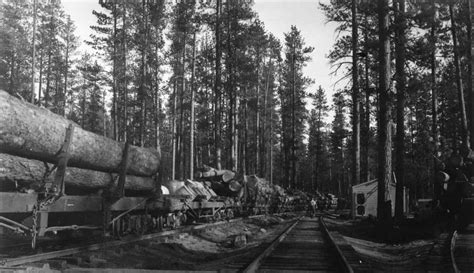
[214,211,222,222]
[226,209,234,219]
[180,212,188,225]
[132,216,143,236]
[112,218,125,239]
[141,215,150,235]
[157,216,164,230]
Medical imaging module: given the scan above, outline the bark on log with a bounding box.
[207,181,239,197]
[196,166,235,182]
[0,90,160,176]
[0,153,155,191]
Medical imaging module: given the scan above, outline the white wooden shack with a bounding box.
[352,179,409,218]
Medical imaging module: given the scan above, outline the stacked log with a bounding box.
[0,153,155,191]
[0,90,160,193]
[195,166,240,196]
[161,179,217,201]
[245,175,275,208]
[194,167,281,209]
[0,90,160,177]
[195,165,235,182]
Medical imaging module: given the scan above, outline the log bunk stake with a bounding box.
[103,142,134,237]
[33,124,75,247]
[114,142,130,199]
[53,124,75,195]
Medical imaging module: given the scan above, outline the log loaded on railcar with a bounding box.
[0,90,299,248]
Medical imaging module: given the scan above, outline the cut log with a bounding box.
[206,180,239,197]
[196,166,235,183]
[221,171,236,183]
[0,90,160,176]
[0,153,155,191]
[228,180,242,192]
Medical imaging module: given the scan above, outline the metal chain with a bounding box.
[31,160,58,249]
[30,193,59,249]
[31,202,38,249]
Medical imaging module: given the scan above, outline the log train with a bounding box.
[0,90,304,247]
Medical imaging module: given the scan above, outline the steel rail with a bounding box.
[450,230,460,273]
[319,216,354,273]
[242,217,301,273]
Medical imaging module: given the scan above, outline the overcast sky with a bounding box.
[62,0,342,106]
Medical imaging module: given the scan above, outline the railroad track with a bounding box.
[451,223,474,273]
[425,223,474,273]
[1,213,372,272]
[225,215,371,273]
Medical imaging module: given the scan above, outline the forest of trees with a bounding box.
[1,0,474,221]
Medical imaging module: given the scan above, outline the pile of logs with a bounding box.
[195,166,241,197]
[194,166,280,208]
[0,90,160,193]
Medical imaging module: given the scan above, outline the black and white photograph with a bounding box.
[0,0,473,272]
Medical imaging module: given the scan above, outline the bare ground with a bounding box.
[324,217,445,273]
[39,214,297,271]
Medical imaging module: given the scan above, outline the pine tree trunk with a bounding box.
[122,2,128,143]
[395,0,406,223]
[63,20,70,117]
[256,53,261,177]
[269,98,273,184]
[190,31,196,180]
[45,49,52,108]
[172,82,177,180]
[262,65,270,179]
[9,52,15,94]
[214,0,222,170]
[38,50,43,106]
[31,0,37,104]
[469,0,474,149]
[102,90,106,137]
[139,0,148,148]
[233,95,239,172]
[362,39,370,182]
[291,49,296,189]
[431,4,439,201]
[450,1,470,148]
[81,79,86,128]
[112,2,118,141]
[0,91,161,177]
[351,0,360,188]
[226,0,234,172]
[54,72,60,112]
[377,0,392,223]
[156,95,161,150]
[242,85,248,175]
[178,30,186,180]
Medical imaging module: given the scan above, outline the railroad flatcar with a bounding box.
[0,90,299,248]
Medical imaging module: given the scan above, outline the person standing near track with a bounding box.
[310,197,316,217]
